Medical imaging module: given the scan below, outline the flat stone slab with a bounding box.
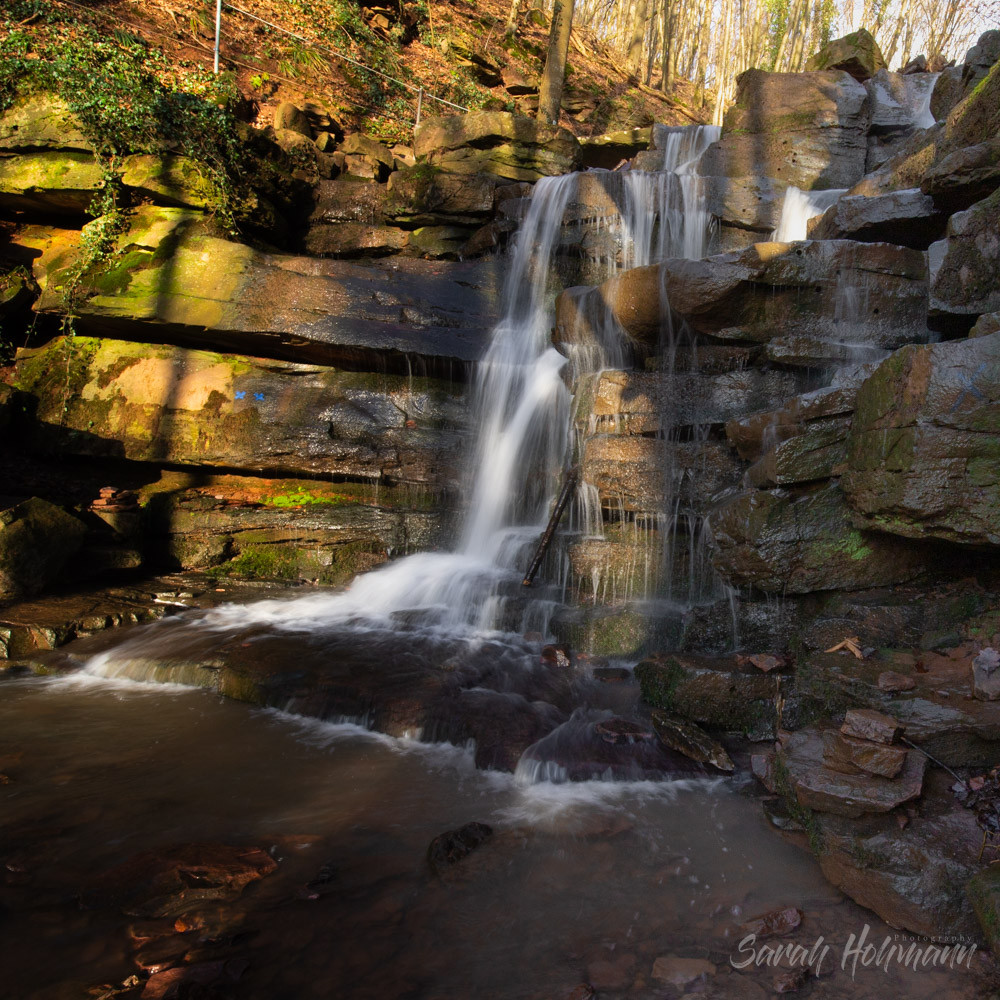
[823,731,907,778]
[778,725,926,817]
[841,707,902,744]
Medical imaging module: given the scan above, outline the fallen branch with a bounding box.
[522,466,578,587]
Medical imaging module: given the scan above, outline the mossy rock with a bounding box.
[804,29,886,82]
[709,482,935,595]
[968,866,1000,956]
[120,154,220,211]
[843,332,1000,545]
[635,654,787,738]
[13,334,465,487]
[0,151,104,215]
[0,94,92,153]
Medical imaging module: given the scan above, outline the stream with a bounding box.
[1,673,989,999]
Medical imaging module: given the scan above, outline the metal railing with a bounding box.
[220,2,468,124]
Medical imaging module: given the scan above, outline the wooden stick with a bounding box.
[522,466,578,587]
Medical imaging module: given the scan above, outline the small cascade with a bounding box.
[772,186,847,242]
[906,72,941,130]
[621,125,721,266]
[563,125,738,631]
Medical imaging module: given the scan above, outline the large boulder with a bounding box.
[805,29,887,82]
[0,498,88,602]
[807,189,946,248]
[709,482,934,595]
[842,332,1000,545]
[928,188,1000,325]
[698,69,869,230]
[21,206,499,372]
[12,336,466,489]
[555,241,929,361]
[0,152,104,215]
[0,94,92,152]
[413,112,581,182]
[920,137,1000,213]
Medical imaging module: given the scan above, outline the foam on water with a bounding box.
[772,185,847,242]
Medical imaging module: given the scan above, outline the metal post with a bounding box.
[214,0,222,74]
[415,87,424,127]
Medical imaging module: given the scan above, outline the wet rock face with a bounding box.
[13,336,466,489]
[635,654,788,738]
[929,188,1000,324]
[842,332,1000,546]
[698,69,869,230]
[555,241,929,361]
[807,189,947,249]
[708,483,934,596]
[413,111,581,182]
[921,138,1000,213]
[427,822,493,874]
[0,498,88,602]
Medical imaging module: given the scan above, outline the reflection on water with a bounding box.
[0,675,990,999]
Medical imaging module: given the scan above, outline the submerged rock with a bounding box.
[82,843,276,918]
[427,822,493,874]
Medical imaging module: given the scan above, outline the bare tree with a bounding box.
[538,0,577,124]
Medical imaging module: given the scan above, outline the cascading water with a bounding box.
[772,185,847,242]
[576,126,729,609]
[90,176,583,647]
[621,125,721,267]
[88,125,732,689]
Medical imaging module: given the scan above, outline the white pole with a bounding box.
[214,0,222,73]
[416,86,424,126]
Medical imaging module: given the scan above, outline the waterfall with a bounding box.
[906,72,940,130]
[87,126,725,667]
[772,186,846,242]
[622,125,721,266]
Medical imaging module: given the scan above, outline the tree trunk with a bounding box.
[505,0,521,35]
[537,0,576,124]
[627,0,650,76]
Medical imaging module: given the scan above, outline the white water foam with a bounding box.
[772,186,847,242]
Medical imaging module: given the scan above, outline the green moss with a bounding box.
[263,489,349,508]
[773,754,823,854]
[208,543,300,581]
